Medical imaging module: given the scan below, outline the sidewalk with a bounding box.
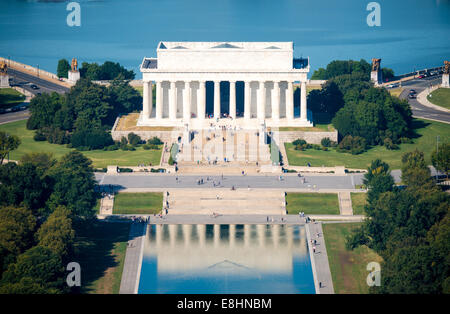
[119,222,146,294]
[306,222,334,294]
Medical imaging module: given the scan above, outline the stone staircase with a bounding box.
[176,129,272,167]
[166,189,286,215]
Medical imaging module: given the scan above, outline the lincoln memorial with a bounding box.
[138,41,313,130]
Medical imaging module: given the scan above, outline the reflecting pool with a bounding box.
[138,224,315,294]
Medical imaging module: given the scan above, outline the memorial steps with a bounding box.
[166,189,286,215]
[176,129,272,169]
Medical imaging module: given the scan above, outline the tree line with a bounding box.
[308,60,412,154]
[0,151,98,293]
[57,59,135,81]
[347,150,449,293]
[27,78,142,150]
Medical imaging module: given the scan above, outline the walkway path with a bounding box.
[338,191,353,215]
[99,194,114,215]
[119,222,146,294]
[306,222,334,294]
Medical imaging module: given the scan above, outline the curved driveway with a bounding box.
[399,76,450,124]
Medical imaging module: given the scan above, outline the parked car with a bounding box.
[408,94,416,99]
[30,84,39,89]
[409,89,417,94]
[387,83,400,88]
[417,74,425,79]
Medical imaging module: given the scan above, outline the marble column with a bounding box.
[244,81,251,120]
[183,81,191,122]
[229,224,236,248]
[214,81,221,119]
[272,81,280,120]
[229,81,236,119]
[286,81,294,120]
[142,80,151,119]
[198,81,206,120]
[155,81,163,120]
[257,81,266,120]
[214,224,220,248]
[197,224,206,248]
[169,81,177,120]
[301,81,307,121]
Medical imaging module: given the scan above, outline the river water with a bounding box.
[1,0,449,78]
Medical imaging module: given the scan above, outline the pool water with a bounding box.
[138,224,315,294]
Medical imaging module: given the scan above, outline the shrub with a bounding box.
[400,137,413,144]
[127,132,142,147]
[143,144,159,150]
[118,167,133,173]
[147,137,163,145]
[33,130,46,141]
[384,138,399,150]
[168,155,174,165]
[71,128,114,150]
[321,137,332,147]
[292,139,307,146]
[338,135,367,155]
[38,127,71,145]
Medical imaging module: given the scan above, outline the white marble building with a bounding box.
[139,42,313,129]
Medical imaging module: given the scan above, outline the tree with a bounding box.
[432,142,450,179]
[0,131,20,164]
[47,151,97,219]
[0,206,36,267]
[0,246,65,293]
[57,59,70,79]
[36,206,75,258]
[401,150,432,187]
[363,159,394,207]
[19,152,57,175]
[0,162,51,213]
[26,92,64,130]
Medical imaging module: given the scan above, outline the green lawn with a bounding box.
[113,192,163,215]
[0,88,25,109]
[286,193,339,215]
[323,223,382,294]
[428,88,450,110]
[351,193,367,215]
[285,119,450,169]
[73,221,130,294]
[0,120,162,168]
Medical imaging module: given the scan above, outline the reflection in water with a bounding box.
[138,224,315,294]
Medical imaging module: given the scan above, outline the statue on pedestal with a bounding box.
[71,58,78,72]
[0,61,10,88]
[371,58,381,72]
[444,61,450,75]
[371,58,382,85]
[68,58,80,84]
[442,61,450,88]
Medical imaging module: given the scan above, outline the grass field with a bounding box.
[322,223,382,294]
[73,221,130,294]
[285,193,340,215]
[0,120,162,168]
[350,193,367,215]
[285,119,450,169]
[388,87,404,98]
[0,88,25,109]
[113,192,163,214]
[427,88,450,110]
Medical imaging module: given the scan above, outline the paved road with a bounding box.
[0,68,70,125]
[97,173,363,190]
[8,68,69,95]
[0,109,30,125]
[399,75,450,124]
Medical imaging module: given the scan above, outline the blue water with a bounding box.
[138,224,315,294]
[1,0,449,78]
